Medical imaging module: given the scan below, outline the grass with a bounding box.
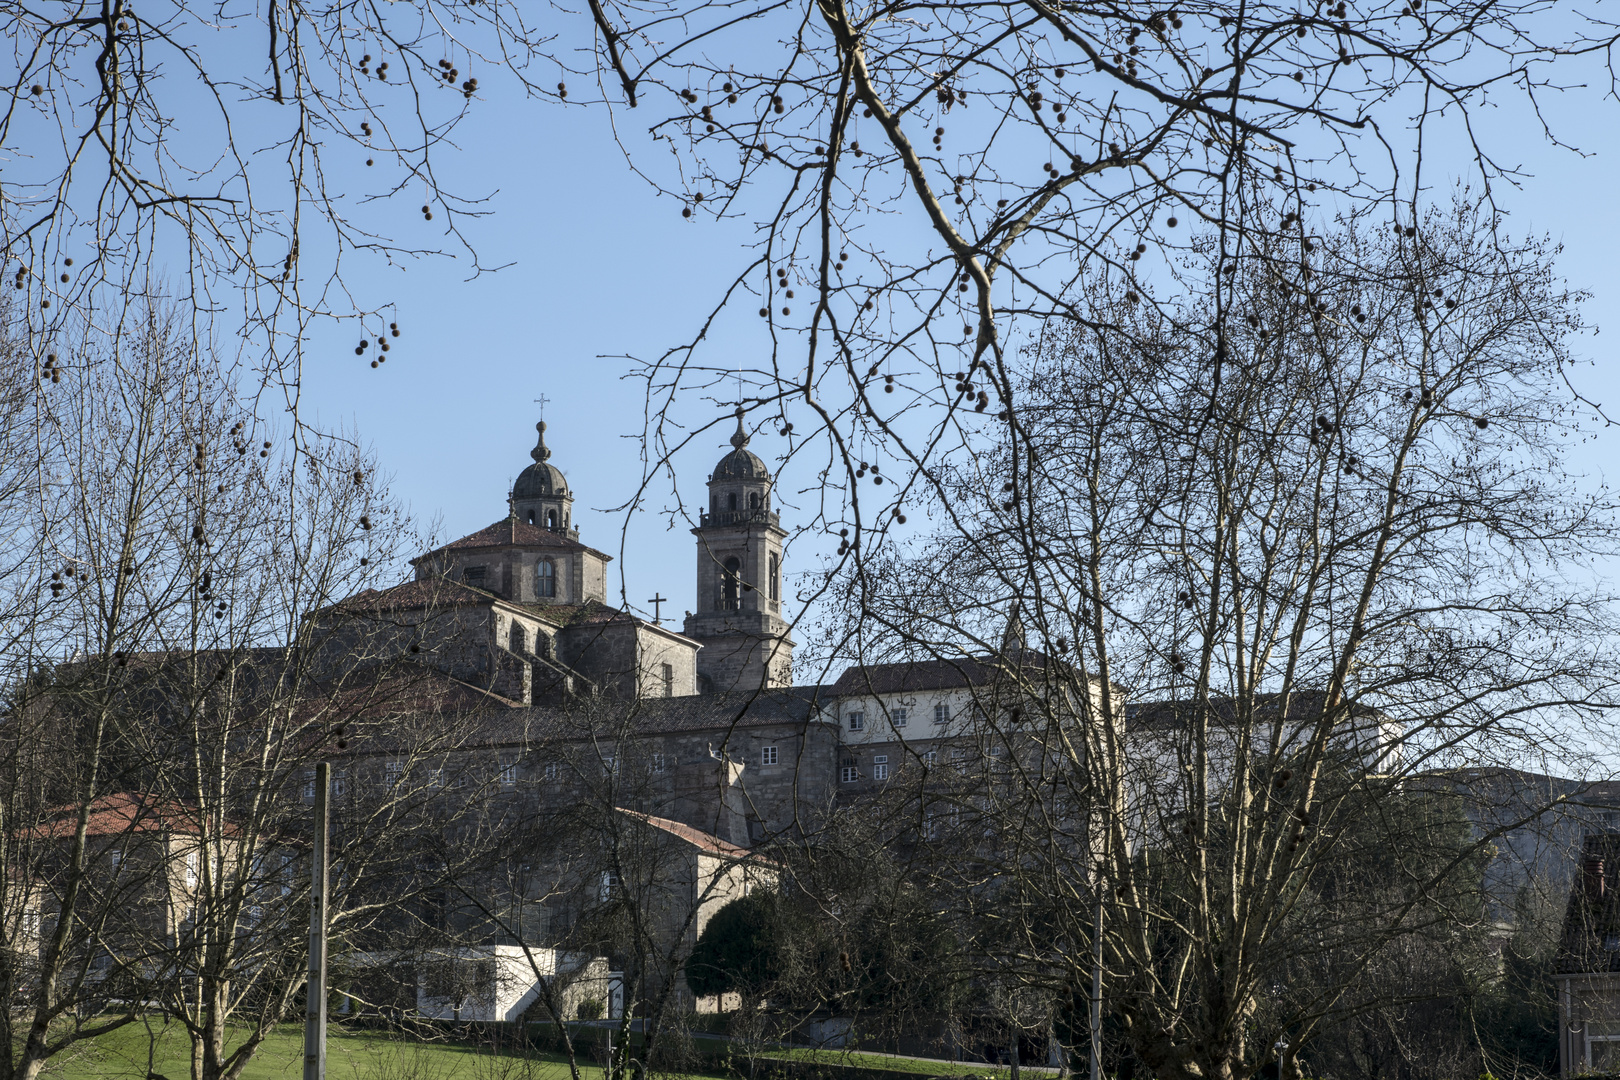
[36,1023,1035,1080]
[38,1023,616,1080]
[754,1048,1026,1078]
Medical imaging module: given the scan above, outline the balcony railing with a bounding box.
[699,509,779,528]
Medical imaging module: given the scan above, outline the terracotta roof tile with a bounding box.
[327,577,495,614]
[617,808,755,859]
[420,519,612,562]
[829,657,1004,695]
[31,793,235,839]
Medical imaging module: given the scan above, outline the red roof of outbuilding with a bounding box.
[31,793,235,839]
[616,809,756,859]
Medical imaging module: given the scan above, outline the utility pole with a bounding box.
[1090,859,1104,1080]
[304,761,330,1080]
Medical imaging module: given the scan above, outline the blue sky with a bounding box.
[295,66,1620,632]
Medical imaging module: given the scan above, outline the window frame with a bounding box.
[846,710,865,732]
[536,558,557,598]
[840,757,859,783]
[873,755,890,781]
[761,745,779,766]
[891,707,908,728]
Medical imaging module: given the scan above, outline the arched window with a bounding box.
[509,621,525,654]
[546,509,558,529]
[722,557,741,609]
[769,553,780,601]
[727,492,738,512]
[527,510,535,524]
[537,559,557,598]
[749,492,761,510]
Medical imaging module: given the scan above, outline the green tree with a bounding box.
[685,892,781,1002]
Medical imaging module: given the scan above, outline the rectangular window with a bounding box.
[599,871,620,903]
[384,760,404,787]
[109,849,123,875]
[661,663,674,698]
[873,755,890,781]
[761,745,779,766]
[544,761,562,782]
[840,757,859,783]
[934,703,951,725]
[891,707,908,728]
[429,767,444,789]
[923,749,938,766]
[463,565,487,584]
[652,753,667,774]
[184,852,198,889]
[847,711,865,732]
[498,760,518,788]
[769,553,780,601]
[300,768,317,803]
[332,769,349,799]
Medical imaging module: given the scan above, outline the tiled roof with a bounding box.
[830,656,1049,696]
[419,518,612,562]
[326,577,496,614]
[617,808,754,859]
[533,602,639,628]
[31,792,234,839]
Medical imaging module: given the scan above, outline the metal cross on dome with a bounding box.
[533,394,551,420]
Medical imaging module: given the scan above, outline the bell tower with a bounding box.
[683,410,794,693]
[511,422,577,537]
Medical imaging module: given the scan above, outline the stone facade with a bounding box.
[314,413,1062,855]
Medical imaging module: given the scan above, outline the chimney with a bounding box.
[1584,853,1607,899]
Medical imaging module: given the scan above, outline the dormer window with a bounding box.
[537,559,557,598]
[463,565,487,585]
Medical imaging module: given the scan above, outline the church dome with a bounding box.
[711,411,771,481]
[513,422,570,498]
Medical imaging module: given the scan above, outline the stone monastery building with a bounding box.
[326,412,1024,848]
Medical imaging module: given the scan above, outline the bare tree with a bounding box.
[795,201,1619,1080]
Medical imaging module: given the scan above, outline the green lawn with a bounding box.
[37,1023,1035,1080]
[755,1048,1026,1078]
[38,1023,608,1080]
